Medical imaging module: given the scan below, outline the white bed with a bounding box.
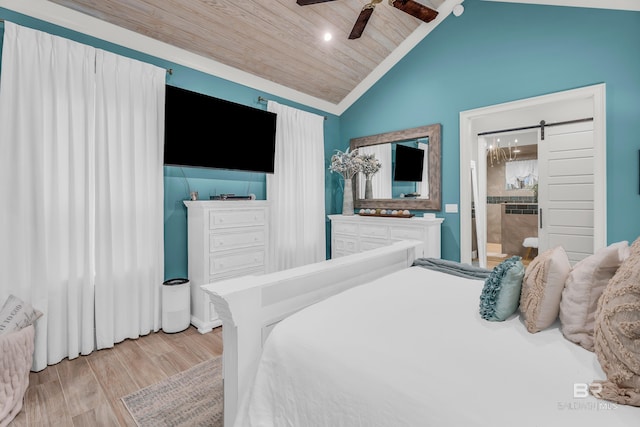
[202,240,639,427]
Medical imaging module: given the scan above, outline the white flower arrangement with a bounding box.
[329,148,363,180]
[329,148,383,182]
[360,153,381,179]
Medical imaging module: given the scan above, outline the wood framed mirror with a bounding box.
[350,123,441,211]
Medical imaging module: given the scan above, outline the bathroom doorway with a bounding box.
[479,130,539,268]
[460,84,607,267]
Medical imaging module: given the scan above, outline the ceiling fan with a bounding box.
[297,0,439,40]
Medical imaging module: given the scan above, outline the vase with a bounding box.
[342,177,354,215]
[364,177,373,199]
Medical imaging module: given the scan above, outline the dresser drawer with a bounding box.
[209,228,265,252]
[332,221,358,236]
[209,208,266,229]
[360,224,388,239]
[333,235,358,254]
[209,249,265,275]
[360,238,389,252]
[390,226,424,241]
[209,265,265,283]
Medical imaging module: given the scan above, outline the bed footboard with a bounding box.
[201,239,422,427]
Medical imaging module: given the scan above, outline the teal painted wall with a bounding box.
[341,0,640,261]
[0,8,342,280]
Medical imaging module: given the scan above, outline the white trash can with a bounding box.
[162,278,190,333]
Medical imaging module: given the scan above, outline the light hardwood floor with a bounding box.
[485,243,535,269]
[9,325,223,426]
[487,255,533,270]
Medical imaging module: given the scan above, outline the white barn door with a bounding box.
[537,121,595,265]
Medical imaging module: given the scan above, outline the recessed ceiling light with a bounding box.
[324,32,332,42]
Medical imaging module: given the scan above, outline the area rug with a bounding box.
[122,356,223,427]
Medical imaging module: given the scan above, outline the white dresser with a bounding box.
[328,214,444,259]
[184,200,270,333]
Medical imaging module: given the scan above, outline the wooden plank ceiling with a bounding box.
[48,0,446,105]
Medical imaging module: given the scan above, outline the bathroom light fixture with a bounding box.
[512,138,521,153]
[487,137,518,167]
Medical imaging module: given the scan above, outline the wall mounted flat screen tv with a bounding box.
[164,85,277,173]
[393,144,424,181]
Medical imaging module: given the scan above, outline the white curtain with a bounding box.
[266,101,326,272]
[357,144,392,198]
[0,22,164,370]
[93,50,165,348]
[416,141,430,199]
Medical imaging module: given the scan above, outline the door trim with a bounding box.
[459,84,606,264]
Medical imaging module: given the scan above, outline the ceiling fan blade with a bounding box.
[349,4,376,39]
[296,0,336,5]
[390,0,439,23]
[349,8,374,39]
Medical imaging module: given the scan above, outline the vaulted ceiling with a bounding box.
[2,0,638,114]
[45,0,449,111]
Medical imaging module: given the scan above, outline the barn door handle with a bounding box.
[539,208,543,228]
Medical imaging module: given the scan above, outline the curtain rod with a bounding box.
[0,19,172,73]
[258,96,328,120]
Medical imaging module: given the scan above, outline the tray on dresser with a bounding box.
[358,213,414,218]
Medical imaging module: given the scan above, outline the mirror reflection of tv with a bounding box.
[164,85,277,173]
[394,144,424,181]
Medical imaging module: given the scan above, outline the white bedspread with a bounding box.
[235,266,638,426]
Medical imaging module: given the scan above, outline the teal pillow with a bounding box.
[479,256,525,321]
